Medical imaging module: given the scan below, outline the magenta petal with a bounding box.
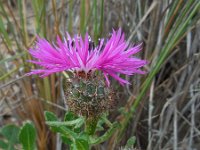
[106,70,130,85]
[103,73,110,87]
[26,29,148,86]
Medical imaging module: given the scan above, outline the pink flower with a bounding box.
[27,29,147,86]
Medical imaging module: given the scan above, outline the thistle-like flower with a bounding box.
[27,29,147,117]
[27,29,147,85]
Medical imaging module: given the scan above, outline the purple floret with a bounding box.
[27,29,148,86]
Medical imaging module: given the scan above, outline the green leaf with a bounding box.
[19,121,37,150]
[64,111,77,121]
[72,138,89,150]
[0,140,8,149]
[74,118,85,129]
[79,133,89,141]
[90,122,120,145]
[95,116,105,132]
[44,111,60,132]
[61,135,73,145]
[125,136,136,149]
[46,121,77,138]
[46,118,84,127]
[44,111,58,121]
[0,124,20,150]
[95,123,104,132]
[45,111,77,139]
[0,124,20,143]
[64,112,84,133]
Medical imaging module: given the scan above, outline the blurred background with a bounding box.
[0,0,200,149]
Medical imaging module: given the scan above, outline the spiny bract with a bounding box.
[66,72,114,117]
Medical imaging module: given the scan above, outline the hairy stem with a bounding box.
[85,117,98,135]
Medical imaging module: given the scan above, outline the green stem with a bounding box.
[90,122,119,145]
[85,117,98,135]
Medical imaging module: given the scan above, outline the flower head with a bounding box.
[27,29,147,86]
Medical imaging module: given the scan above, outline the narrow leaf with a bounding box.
[72,138,89,150]
[46,118,84,127]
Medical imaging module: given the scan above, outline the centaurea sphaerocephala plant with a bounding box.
[27,29,148,148]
